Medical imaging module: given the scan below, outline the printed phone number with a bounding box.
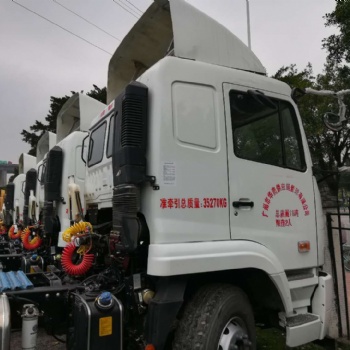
[160,198,228,209]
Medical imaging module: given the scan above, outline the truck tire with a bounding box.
[172,284,256,350]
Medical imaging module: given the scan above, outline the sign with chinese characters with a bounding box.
[160,197,227,209]
[261,183,310,227]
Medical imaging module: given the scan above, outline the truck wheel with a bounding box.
[172,284,256,350]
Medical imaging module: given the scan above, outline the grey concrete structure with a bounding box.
[0,163,18,187]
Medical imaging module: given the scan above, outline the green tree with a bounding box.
[323,0,350,64]
[274,63,350,167]
[22,85,106,156]
[273,62,350,190]
[272,1,350,187]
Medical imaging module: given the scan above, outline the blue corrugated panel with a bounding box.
[16,271,34,290]
[0,272,10,292]
[7,271,22,290]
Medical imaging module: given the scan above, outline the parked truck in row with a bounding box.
[0,0,345,349]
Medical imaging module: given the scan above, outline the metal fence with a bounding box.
[326,208,350,339]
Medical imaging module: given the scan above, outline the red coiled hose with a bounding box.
[21,227,42,250]
[61,242,94,276]
[8,225,22,240]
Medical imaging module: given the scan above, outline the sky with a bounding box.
[0,0,338,163]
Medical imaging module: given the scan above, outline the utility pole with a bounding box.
[246,0,252,49]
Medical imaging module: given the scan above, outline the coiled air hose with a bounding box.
[62,222,93,243]
[8,225,22,240]
[0,220,6,235]
[21,227,42,250]
[61,242,94,276]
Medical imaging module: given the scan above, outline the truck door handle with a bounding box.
[232,200,254,208]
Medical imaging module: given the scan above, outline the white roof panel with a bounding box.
[56,93,106,142]
[107,0,266,103]
[36,131,56,162]
[18,154,36,174]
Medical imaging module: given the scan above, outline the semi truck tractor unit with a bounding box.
[53,92,106,248]
[0,0,343,349]
[74,0,334,348]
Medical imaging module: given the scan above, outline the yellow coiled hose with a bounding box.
[62,221,93,243]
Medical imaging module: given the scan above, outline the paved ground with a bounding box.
[10,272,350,349]
[9,328,347,350]
[11,329,66,349]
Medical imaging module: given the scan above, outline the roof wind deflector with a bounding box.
[107,0,266,103]
[56,93,106,142]
[107,1,172,103]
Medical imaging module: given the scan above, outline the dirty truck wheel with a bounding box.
[173,284,256,350]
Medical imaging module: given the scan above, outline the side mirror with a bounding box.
[324,112,344,132]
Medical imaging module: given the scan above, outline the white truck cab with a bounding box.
[35,131,57,223]
[44,93,106,247]
[79,0,332,348]
[12,153,36,226]
[84,102,115,217]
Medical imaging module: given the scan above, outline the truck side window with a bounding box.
[233,111,283,167]
[106,114,115,158]
[280,102,304,170]
[88,122,107,167]
[230,90,305,171]
[41,161,47,184]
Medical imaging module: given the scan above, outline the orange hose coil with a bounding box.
[21,227,42,250]
[61,242,94,275]
[8,225,22,240]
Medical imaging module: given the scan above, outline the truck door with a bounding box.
[223,84,317,270]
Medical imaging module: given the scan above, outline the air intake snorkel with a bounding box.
[43,146,63,243]
[112,81,149,252]
[4,183,14,227]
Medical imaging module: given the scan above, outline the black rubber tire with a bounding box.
[172,283,256,350]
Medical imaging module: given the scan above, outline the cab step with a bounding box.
[279,313,321,347]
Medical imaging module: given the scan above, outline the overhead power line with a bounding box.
[11,0,112,55]
[117,0,141,17]
[112,0,140,19]
[53,0,121,42]
[122,0,143,15]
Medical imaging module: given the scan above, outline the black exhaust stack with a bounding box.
[4,183,14,227]
[23,168,37,226]
[112,81,148,252]
[43,146,63,242]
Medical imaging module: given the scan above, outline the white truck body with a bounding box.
[84,103,115,210]
[82,0,332,347]
[12,153,36,224]
[55,93,106,247]
[35,132,57,222]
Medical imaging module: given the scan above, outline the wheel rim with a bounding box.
[217,317,251,350]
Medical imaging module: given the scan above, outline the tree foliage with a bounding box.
[323,0,350,64]
[274,63,350,171]
[22,85,106,156]
[273,0,350,192]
